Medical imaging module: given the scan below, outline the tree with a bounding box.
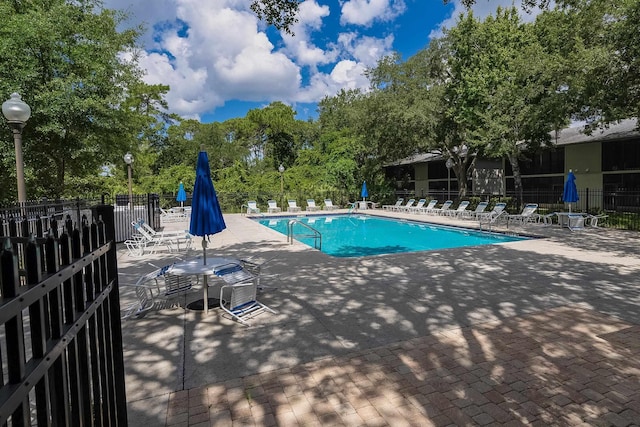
[447,0,553,12]
[0,0,158,201]
[250,0,300,35]
[447,8,565,204]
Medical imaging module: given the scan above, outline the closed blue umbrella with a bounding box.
[189,150,226,264]
[361,181,368,201]
[176,182,187,207]
[562,170,579,212]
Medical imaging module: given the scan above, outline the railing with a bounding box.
[287,219,322,250]
[0,204,127,425]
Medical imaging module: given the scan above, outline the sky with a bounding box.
[102,0,542,124]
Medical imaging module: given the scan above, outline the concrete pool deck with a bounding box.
[118,210,640,426]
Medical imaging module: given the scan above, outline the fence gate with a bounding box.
[0,205,127,425]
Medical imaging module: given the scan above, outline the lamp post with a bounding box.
[124,152,134,215]
[445,158,454,200]
[2,93,31,205]
[278,164,285,208]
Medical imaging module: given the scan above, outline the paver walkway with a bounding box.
[119,211,640,426]
[165,306,639,426]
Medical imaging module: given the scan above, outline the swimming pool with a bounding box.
[256,214,529,257]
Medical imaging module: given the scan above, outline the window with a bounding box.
[505,147,565,176]
[602,139,640,171]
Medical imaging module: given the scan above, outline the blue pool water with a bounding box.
[256,214,528,257]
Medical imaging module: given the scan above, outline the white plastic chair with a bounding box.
[323,199,338,210]
[507,203,539,227]
[383,199,403,211]
[245,201,261,214]
[306,199,319,211]
[220,280,276,326]
[267,200,281,213]
[287,200,301,212]
[461,201,488,219]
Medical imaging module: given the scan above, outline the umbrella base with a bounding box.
[187,298,220,311]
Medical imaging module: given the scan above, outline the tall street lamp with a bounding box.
[278,164,285,208]
[124,152,134,214]
[2,93,31,205]
[445,158,454,200]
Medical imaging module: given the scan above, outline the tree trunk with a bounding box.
[507,151,523,208]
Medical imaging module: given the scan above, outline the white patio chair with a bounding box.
[429,200,453,215]
[323,199,338,210]
[416,199,438,214]
[461,201,489,220]
[306,199,319,211]
[245,200,261,214]
[383,198,403,211]
[448,200,470,217]
[586,213,608,227]
[131,222,191,254]
[267,199,281,213]
[477,202,507,223]
[122,264,198,318]
[220,280,276,326]
[567,213,586,231]
[396,198,416,212]
[287,200,301,212]
[507,203,539,227]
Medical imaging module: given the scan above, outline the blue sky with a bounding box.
[103,0,538,123]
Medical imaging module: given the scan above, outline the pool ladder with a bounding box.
[287,219,322,250]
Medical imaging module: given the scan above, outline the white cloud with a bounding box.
[281,1,336,68]
[337,32,394,67]
[340,0,406,27]
[103,0,404,120]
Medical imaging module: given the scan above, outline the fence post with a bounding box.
[95,204,128,424]
[0,239,30,422]
[585,188,589,212]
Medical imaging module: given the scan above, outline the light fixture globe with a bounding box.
[123,152,134,165]
[2,93,31,124]
[445,158,454,169]
[278,164,284,173]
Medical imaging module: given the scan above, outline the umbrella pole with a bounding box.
[202,237,208,314]
[202,237,207,265]
[204,275,208,314]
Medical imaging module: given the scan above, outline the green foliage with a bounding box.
[0,0,170,203]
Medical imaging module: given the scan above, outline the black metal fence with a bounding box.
[394,188,640,231]
[0,204,127,425]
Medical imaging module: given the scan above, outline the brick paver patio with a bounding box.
[165,306,640,426]
[120,212,640,426]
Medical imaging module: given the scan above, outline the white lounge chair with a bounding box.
[460,201,488,219]
[306,199,319,211]
[396,198,416,212]
[507,203,539,227]
[245,200,261,214]
[287,200,301,212]
[448,200,470,217]
[408,199,427,213]
[416,200,438,214]
[159,207,186,223]
[131,222,191,254]
[478,202,507,222]
[220,280,276,326]
[267,200,281,213]
[430,200,453,215]
[323,199,338,210]
[133,219,191,240]
[383,199,403,211]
